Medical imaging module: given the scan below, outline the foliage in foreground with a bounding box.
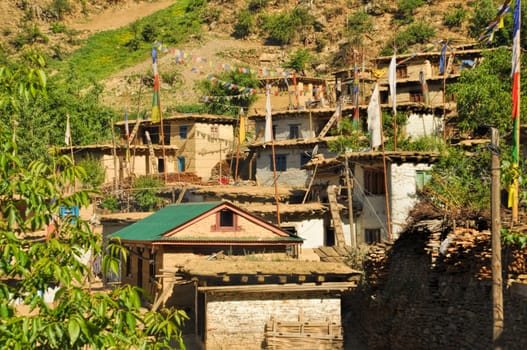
[0,131,187,349]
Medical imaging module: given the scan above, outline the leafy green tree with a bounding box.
[77,155,106,190]
[468,0,499,40]
[284,49,313,75]
[0,58,187,350]
[425,145,491,214]
[382,21,436,55]
[346,11,373,45]
[448,48,523,136]
[443,5,467,29]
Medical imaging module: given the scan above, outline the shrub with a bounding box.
[100,195,120,212]
[395,0,425,24]
[443,5,467,28]
[141,23,158,42]
[346,11,374,37]
[133,176,163,211]
[248,0,268,12]
[262,8,314,45]
[233,10,255,39]
[382,21,436,54]
[284,48,313,75]
[78,155,106,189]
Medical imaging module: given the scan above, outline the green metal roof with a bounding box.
[110,202,222,241]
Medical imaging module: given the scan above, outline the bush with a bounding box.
[133,176,163,211]
[443,5,467,28]
[346,11,374,37]
[382,21,436,54]
[284,48,313,75]
[100,195,120,212]
[395,0,425,24]
[262,8,314,45]
[78,155,106,189]
[233,10,255,39]
[248,0,268,12]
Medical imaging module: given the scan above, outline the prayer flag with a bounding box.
[509,0,521,208]
[264,85,273,142]
[367,84,381,149]
[151,46,161,123]
[353,66,360,128]
[238,107,246,144]
[65,114,71,146]
[388,55,397,114]
[439,41,447,75]
[419,69,430,105]
[124,109,129,138]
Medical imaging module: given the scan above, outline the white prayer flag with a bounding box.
[388,54,397,114]
[65,114,71,146]
[367,84,381,149]
[264,85,273,142]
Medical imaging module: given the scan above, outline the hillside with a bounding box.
[0,0,476,113]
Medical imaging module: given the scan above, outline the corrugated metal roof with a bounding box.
[110,202,221,241]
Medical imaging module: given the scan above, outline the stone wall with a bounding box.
[345,224,527,349]
[205,291,341,350]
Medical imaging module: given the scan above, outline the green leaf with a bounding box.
[68,319,80,345]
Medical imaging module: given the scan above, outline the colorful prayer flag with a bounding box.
[367,84,381,149]
[509,0,521,208]
[238,107,246,144]
[151,46,161,123]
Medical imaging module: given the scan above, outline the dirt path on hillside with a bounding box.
[70,0,176,33]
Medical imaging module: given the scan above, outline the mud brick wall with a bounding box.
[205,291,341,350]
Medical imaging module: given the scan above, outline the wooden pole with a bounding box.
[110,116,119,192]
[379,92,392,241]
[345,153,356,247]
[490,128,503,349]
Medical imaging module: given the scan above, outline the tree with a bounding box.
[284,49,313,76]
[0,58,187,350]
[449,48,526,136]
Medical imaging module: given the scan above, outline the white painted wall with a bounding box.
[390,163,432,238]
[291,218,325,248]
[405,112,442,139]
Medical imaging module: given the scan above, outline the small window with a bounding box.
[396,64,408,79]
[219,210,234,228]
[177,156,185,172]
[179,125,188,139]
[211,125,219,138]
[289,124,300,139]
[364,168,385,195]
[125,252,131,277]
[158,158,165,173]
[272,125,277,140]
[416,170,432,191]
[270,154,287,172]
[410,91,424,103]
[300,153,311,168]
[365,229,381,244]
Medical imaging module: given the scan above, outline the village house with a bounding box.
[109,200,361,349]
[65,113,237,185]
[304,151,440,244]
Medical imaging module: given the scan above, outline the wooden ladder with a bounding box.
[318,103,341,138]
[128,115,143,144]
[327,185,346,247]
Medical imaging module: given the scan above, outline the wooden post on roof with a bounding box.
[490,128,504,350]
[110,116,119,192]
